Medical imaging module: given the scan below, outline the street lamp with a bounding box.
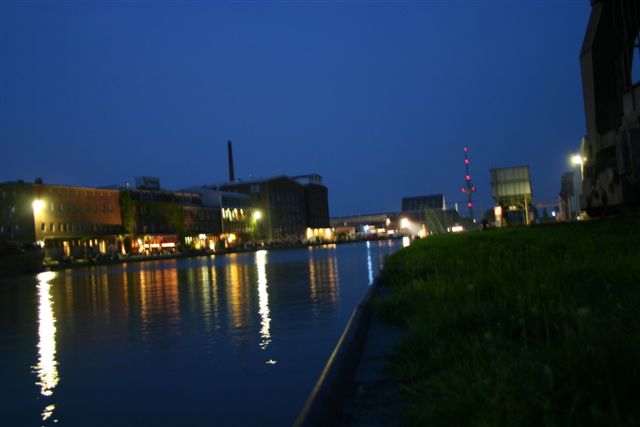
[400,217,410,229]
[570,154,583,166]
[32,199,44,213]
[253,210,262,221]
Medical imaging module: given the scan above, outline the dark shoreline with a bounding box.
[1,236,404,277]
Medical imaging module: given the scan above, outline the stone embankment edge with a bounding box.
[293,280,380,427]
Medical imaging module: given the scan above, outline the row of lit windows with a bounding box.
[44,202,114,213]
[0,187,117,201]
[222,208,247,220]
[39,222,120,234]
[45,188,115,198]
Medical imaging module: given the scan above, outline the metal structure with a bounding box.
[461,146,476,220]
[490,166,533,225]
[580,0,640,214]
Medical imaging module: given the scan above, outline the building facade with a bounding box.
[219,174,331,242]
[0,180,122,258]
[123,179,221,253]
[401,194,446,212]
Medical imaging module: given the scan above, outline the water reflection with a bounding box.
[199,264,216,333]
[308,247,339,303]
[226,258,251,330]
[137,263,181,341]
[366,241,374,285]
[32,271,59,423]
[255,250,271,350]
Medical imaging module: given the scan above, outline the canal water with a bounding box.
[0,240,403,426]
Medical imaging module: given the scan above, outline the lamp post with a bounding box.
[253,210,263,243]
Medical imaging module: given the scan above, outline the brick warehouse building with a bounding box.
[0,180,122,258]
[219,174,331,242]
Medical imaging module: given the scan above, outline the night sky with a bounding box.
[1,1,591,217]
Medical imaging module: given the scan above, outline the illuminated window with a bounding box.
[50,223,55,232]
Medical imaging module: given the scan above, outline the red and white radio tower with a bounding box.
[461,146,476,221]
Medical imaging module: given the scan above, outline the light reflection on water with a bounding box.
[1,240,404,426]
[366,241,374,285]
[256,250,271,351]
[308,246,339,304]
[32,271,59,424]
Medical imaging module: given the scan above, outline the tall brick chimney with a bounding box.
[227,140,235,182]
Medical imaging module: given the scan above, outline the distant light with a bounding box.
[464,146,468,153]
[464,159,469,165]
[451,225,464,233]
[468,202,473,208]
[466,175,470,181]
[198,233,206,240]
[400,218,410,228]
[253,210,262,220]
[32,199,44,213]
[570,154,583,166]
[385,217,391,226]
[551,210,557,217]
[471,186,476,192]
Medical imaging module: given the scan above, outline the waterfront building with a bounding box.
[293,174,331,241]
[219,174,331,243]
[181,185,262,248]
[124,177,220,253]
[401,194,446,212]
[330,212,400,239]
[0,180,122,258]
[397,194,465,235]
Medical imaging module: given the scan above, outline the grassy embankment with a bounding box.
[376,217,640,426]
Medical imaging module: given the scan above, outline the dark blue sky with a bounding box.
[1,1,590,216]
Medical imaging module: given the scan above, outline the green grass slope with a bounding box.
[376,218,640,426]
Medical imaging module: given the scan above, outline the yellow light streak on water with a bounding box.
[256,250,271,351]
[32,271,59,423]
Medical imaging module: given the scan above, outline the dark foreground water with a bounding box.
[0,240,403,427]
